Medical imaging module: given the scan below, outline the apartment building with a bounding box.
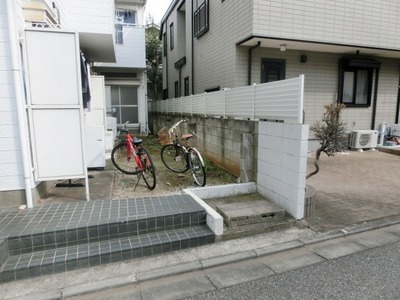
[0,0,147,207]
[160,0,400,130]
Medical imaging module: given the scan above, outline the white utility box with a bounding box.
[84,125,105,168]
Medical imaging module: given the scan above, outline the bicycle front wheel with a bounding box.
[111,143,138,174]
[139,147,156,190]
[188,148,206,187]
[161,144,189,173]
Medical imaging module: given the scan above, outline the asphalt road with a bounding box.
[68,230,400,300]
[187,241,400,300]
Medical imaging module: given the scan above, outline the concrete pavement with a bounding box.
[1,148,399,299]
[3,217,400,300]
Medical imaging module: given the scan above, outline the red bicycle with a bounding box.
[111,122,156,190]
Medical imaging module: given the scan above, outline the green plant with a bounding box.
[307,103,347,180]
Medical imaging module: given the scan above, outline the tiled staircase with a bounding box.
[0,195,215,283]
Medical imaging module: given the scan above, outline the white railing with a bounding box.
[150,75,304,123]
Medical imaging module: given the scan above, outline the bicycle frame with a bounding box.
[169,120,205,167]
[125,133,144,170]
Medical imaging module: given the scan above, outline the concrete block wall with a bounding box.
[257,121,309,219]
[152,114,256,181]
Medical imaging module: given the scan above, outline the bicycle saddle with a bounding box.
[132,137,142,145]
[181,133,193,140]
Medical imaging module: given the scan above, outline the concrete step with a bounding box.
[214,199,295,241]
[216,200,286,227]
[218,217,296,241]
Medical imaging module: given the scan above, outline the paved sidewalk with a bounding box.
[2,216,400,300]
[0,148,399,299]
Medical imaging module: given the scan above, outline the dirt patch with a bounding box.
[111,134,238,199]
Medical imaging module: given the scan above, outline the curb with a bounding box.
[12,215,400,300]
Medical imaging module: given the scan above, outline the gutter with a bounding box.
[6,1,34,208]
[248,41,261,85]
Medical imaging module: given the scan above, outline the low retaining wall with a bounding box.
[151,114,309,220]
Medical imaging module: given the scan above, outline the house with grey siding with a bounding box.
[160,0,400,131]
[0,0,147,208]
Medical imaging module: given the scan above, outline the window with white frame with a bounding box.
[115,9,136,44]
[110,85,138,124]
[116,9,136,24]
[193,0,209,38]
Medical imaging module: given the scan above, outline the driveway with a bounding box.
[305,148,400,231]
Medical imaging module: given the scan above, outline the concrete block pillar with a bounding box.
[240,132,254,183]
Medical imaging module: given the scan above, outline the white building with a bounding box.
[0,0,147,208]
[160,0,400,130]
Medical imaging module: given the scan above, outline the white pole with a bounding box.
[6,0,34,208]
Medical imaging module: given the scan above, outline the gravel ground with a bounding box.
[111,135,238,199]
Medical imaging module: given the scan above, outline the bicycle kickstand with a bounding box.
[134,172,142,191]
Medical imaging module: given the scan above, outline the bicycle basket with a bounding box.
[157,127,174,145]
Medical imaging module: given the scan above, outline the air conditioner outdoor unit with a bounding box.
[349,130,378,150]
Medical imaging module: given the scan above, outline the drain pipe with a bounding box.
[396,69,400,124]
[6,1,34,208]
[370,68,380,130]
[248,41,261,85]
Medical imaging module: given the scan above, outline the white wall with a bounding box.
[257,121,309,219]
[252,0,400,50]
[97,26,145,68]
[0,1,26,192]
[58,0,114,35]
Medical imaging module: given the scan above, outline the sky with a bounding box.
[145,0,174,25]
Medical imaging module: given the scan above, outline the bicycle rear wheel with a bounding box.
[161,144,189,173]
[139,147,156,190]
[111,143,138,174]
[188,148,206,187]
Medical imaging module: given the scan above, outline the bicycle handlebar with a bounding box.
[170,119,187,131]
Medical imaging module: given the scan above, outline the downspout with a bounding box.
[6,1,34,208]
[395,71,400,124]
[370,68,380,130]
[248,41,261,85]
[191,0,194,95]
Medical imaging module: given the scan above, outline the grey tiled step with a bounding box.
[6,210,207,256]
[0,225,215,283]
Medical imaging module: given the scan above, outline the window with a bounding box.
[194,0,209,38]
[115,9,136,45]
[115,9,136,24]
[342,69,371,105]
[115,24,123,44]
[338,57,380,107]
[170,23,174,50]
[184,77,190,96]
[174,81,179,98]
[163,32,167,56]
[110,86,138,124]
[261,59,286,83]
